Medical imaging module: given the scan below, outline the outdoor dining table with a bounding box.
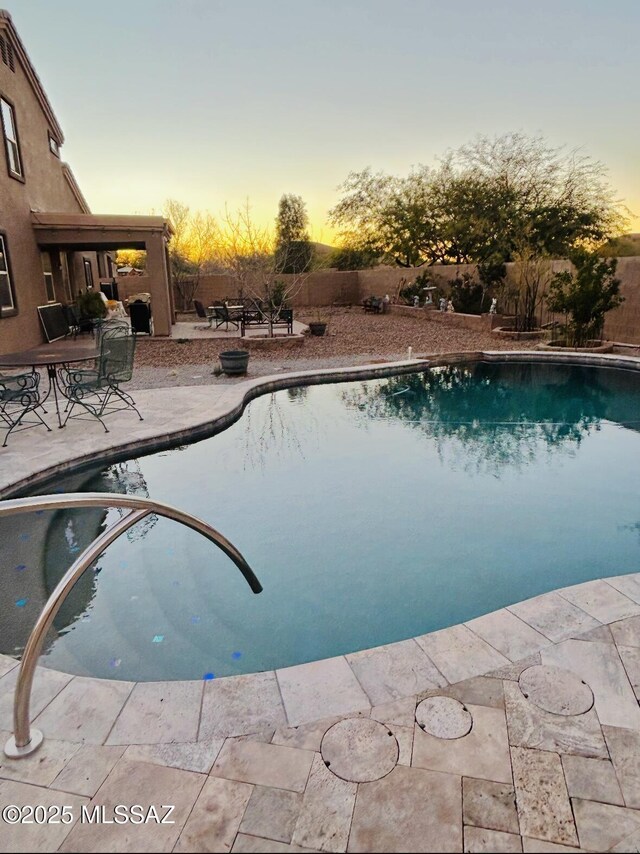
[0,344,100,429]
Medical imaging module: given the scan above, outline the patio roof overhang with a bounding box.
[31,212,174,251]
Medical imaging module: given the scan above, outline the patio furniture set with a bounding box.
[194,299,294,336]
[0,321,142,447]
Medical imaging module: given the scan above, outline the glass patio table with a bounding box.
[0,344,100,429]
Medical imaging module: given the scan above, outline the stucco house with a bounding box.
[0,9,174,355]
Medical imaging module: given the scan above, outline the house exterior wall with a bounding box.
[0,18,95,354]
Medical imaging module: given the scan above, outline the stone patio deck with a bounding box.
[167,319,308,340]
[1,351,640,852]
[0,588,639,852]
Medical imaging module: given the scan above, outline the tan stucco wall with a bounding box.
[0,44,91,352]
[193,271,360,308]
[602,257,640,344]
[358,265,464,299]
[359,260,640,344]
[187,261,640,343]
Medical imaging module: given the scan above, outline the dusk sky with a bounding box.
[7,0,640,238]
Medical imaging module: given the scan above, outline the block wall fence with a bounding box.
[172,257,640,344]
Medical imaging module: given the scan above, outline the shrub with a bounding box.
[76,289,107,319]
[399,270,439,305]
[546,251,623,347]
[450,273,486,314]
[268,280,289,310]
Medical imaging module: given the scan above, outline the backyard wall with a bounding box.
[358,259,640,345]
[180,257,640,345]
[358,264,465,299]
[193,271,360,308]
[602,257,640,344]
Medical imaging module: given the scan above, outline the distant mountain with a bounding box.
[311,241,337,256]
[599,233,640,257]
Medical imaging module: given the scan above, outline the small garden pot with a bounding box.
[308,322,327,336]
[219,350,250,376]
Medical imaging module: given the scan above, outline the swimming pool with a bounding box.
[2,360,640,681]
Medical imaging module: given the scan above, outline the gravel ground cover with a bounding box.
[130,307,535,389]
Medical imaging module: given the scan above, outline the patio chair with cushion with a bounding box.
[0,371,51,447]
[60,326,142,433]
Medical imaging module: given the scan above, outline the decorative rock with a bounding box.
[519,665,593,716]
[320,718,398,783]
[415,696,472,739]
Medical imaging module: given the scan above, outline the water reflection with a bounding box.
[99,460,158,542]
[239,389,319,471]
[0,460,157,659]
[340,363,636,475]
[3,363,640,680]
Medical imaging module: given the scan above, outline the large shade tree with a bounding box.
[328,133,626,269]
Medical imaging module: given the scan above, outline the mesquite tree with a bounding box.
[328,133,626,269]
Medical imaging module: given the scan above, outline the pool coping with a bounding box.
[1,349,640,745]
[1,572,639,744]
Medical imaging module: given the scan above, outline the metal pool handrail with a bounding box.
[0,493,262,759]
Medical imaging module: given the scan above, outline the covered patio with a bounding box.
[31,213,175,336]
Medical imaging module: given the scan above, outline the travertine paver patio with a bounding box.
[1,352,640,852]
[0,587,639,852]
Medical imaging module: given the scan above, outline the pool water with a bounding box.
[2,361,640,681]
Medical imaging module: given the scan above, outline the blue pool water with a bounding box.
[2,361,640,681]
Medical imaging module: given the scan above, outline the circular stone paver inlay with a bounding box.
[415,696,473,739]
[519,664,594,716]
[320,718,399,783]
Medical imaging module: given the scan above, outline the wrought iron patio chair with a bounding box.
[95,317,131,343]
[214,303,242,331]
[0,371,51,447]
[193,299,216,329]
[60,326,142,433]
[61,304,80,339]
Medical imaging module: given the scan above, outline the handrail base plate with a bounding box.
[4,729,44,759]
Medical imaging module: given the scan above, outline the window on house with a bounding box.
[0,97,23,179]
[83,258,94,288]
[48,133,60,157]
[41,252,55,302]
[0,234,16,315]
[97,253,105,278]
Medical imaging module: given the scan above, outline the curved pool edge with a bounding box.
[0,357,430,500]
[2,348,640,501]
[0,572,638,744]
[1,349,640,745]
